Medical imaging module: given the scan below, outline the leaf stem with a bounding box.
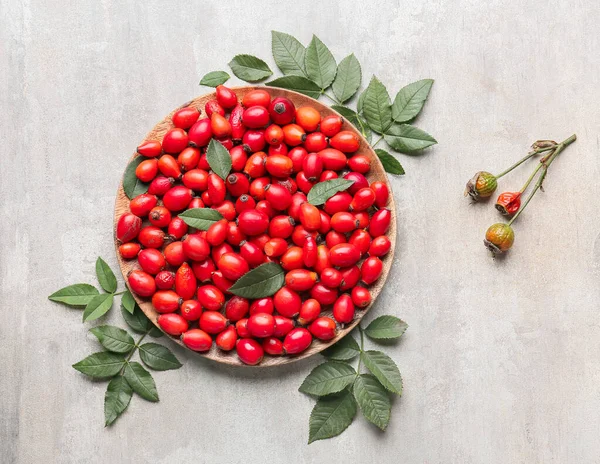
[120,329,150,374]
[372,136,384,148]
[494,152,538,179]
[508,134,576,225]
[321,91,341,105]
[113,291,126,296]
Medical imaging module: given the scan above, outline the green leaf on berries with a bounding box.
[330,105,372,143]
[90,325,135,354]
[308,389,357,444]
[332,54,361,103]
[122,156,149,199]
[121,290,136,315]
[307,179,355,206]
[178,208,224,230]
[199,70,230,87]
[271,31,308,77]
[360,350,403,395]
[299,361,356,397]
[322,335,361,361]
[391,78,434,123]
[228,54,273,82]
[305,35,337,90]
[104,375,133,426]
[139,343,182,371]
[72,351,125,379]
[384,124,437,153]
[228,263,285,298]
[362,76,393,134]
[353,374,391,430]
[123,361,159,402]
[49,284,100,307]
[82,293,114,322]
[95,257,117,293]
[266,76,321,99]
[364,315,408,340]
[206,139,232,180]
[375,149,405,175]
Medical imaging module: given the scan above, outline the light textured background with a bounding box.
[2,1,600,463]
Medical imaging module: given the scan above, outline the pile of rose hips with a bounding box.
[116,85,392,365]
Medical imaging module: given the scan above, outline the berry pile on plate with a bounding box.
[116,86,392,365]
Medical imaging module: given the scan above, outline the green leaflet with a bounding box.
[266,76,321,99]
[305,35,337,89]
[361,76,393,134]
[384,124,437,153]
[229,54,273,82]
[375,149,405,175]
[308,390,357,444]
[95,257,117,293]
[391,79,434,122]
[228,263,285,299]
[48,284,99,307]
[271,31,308,77]
[199,71,230,87]
[332,54,361,103]
[299,362,356,396]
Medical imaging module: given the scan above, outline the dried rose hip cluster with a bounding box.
[116,85,392,365]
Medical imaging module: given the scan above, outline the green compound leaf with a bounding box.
[90,325,135,354]
[364,315,408,340]
[228,263,285,299]
[375,149,405,175]
[322,335,361,361]
[139,343,182,371]
[362,76,393,134]
[82,293,114,322]
[229,54,273,82]
[308,389,357,444]
[95,257,117,293]
[332,54,361,103]
[199,70,230,87]
[122,156,149,199]
[307,179,354,206]
[299,361,356,397]
[353,374,391,430]
[178,208,224,230]
[104,375,133,426]
[48,284,99,307]
[305,35,337,90]
[266,76,322,99]
[271,31,308,77]
[123,361,159,402]
[72,351,125,379]
[384,123,437,153]
[360,350,403,395]
[391,78,434,123]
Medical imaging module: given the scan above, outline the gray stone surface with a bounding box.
[2,0,600,462]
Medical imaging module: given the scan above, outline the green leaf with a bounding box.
[299,362,356,396]
[362,76,393,134]
[384,124,437,153]
[139,343,182,371]
[271,31,308,77]
[122,156,149,199]
[330,105,372,143]
[322,335,361,361]
[82,293,114,322]
[360,351,403,395]
[307,179,355,206]
[353,374,391,430]
[332,54,361,103]
[305,35,337,90]
[121,302,152,333]
[104,375,133,426]
[48,284,99,307]
[308,390,357,444]
[206,139,232,180]
[90,325,135,354]
[178,208,224,230]
[72,351,125,379]
[123,361,159,402]
[121,290,136,315]
[95,257,117,293]
[199,70,230,87]
[375,149,405,175]
[228,54,272,82]
[391,78,434,123]
[228,263,285,298]
[365,315,408,340]
[266,76,321,99]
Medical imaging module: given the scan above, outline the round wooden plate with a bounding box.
[114,86,396,367]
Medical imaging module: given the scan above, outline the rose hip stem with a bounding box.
[507,134,576,226]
